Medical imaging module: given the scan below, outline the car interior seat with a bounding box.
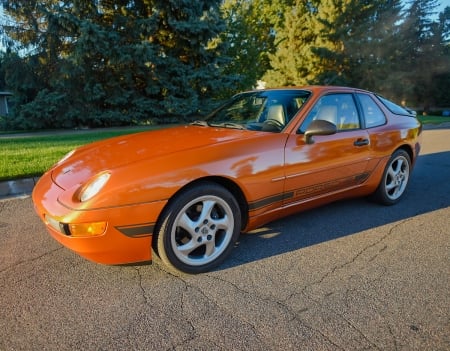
[266,104,285,125]
[315,105,337,125]
[261,104,286,132]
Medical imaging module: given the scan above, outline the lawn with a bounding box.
[1,115,449,181]
[417,115,450,125]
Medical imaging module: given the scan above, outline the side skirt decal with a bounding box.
[292,172,370,200]
[248,192,294,211]
[248,172,370,212]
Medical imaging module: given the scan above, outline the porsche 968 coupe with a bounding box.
[32,86,422,273]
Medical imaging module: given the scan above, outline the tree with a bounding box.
[264,0,406,90]
[0,52,6,90]
[335,0,405,94]
[397,1,450,108]
[429,6,450,107]
[220,0,294,91]
[0,0,234,129]
[1,0,449,130]
[262,0,316,86]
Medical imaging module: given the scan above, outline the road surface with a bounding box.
[0,128,449,350]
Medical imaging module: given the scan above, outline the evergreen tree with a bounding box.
[220,0,294,91]
[1,0,449,130]
[262,0,315,86]
[398,0,449,108]
[338,0,405,95]
[264,0,406,90]
[429,6,450,108]
[0,0,234,129]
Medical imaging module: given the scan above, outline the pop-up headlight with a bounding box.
[79,172,111,202]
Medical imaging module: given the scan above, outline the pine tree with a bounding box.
[327,0,403,88]
[428,6,450,107]
[339,0,405,94]
[1,0,234,129]
[398,0,448,108]
[264,0,407,92]
[262,0,315,86]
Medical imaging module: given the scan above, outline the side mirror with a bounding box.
[304,120,337,144]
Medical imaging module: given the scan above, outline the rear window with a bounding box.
[376,95,413,116]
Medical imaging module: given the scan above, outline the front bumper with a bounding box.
[32,174,167,264]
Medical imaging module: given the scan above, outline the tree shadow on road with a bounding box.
[224,150,450,269]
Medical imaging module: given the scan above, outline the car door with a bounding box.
[283,93,372,205]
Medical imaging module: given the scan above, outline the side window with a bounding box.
[299,93,360,133]
[357,93,386,128]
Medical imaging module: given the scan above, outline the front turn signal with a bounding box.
[68,222,107,237]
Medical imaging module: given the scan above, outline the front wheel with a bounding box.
[155,182,241,274]
[373,149,411,205]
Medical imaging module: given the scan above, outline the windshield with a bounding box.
[196,90,310,132]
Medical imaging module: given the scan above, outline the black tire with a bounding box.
[373,149,411,205]
[154,182,241,274]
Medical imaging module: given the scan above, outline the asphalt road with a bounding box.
[0,128,449,351]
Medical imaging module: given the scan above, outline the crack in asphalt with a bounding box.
[133,266,150,305]
[205,273,346,349]
[125,266,200,351]
[174,283,198,350]
[303,219,411,297]
[131,219,412,350]
[0,246,63,276]
[162,269,267,349]
[280,219,414,350]
[297,218,412,299]
[146,266,214,350]
[292,291,381,350]
[387,323,400,351]
[209,273,296,318]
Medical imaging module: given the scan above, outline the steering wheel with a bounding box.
[262,118,284,132]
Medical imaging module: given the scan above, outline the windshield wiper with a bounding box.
[214,122,246,130]
[190,120,210,127]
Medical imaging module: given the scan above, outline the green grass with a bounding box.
[0,126,164,181]
[417,115,450,125]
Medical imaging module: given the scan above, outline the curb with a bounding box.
[0,177,40,200]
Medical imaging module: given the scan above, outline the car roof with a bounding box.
[249,86,372,95]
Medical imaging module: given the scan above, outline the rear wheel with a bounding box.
[373,149,411,205]
[155,182,241,274]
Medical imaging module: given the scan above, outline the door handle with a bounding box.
[354,138,369,146]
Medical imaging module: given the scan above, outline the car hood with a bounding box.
[51,125,251,190]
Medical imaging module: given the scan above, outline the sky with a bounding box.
[435,0,450,17]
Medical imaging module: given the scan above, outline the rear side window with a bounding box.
[376,95,412,116]
[357,94,386,128]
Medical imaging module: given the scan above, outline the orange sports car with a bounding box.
[32,86,422,273]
